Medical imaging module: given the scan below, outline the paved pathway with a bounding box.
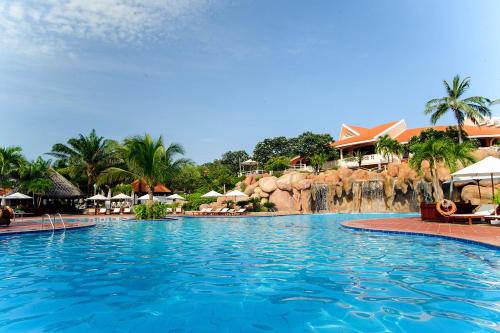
[343,217,500,248]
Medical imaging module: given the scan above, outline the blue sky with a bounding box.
[1,0,499,163]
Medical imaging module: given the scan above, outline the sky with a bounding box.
[1,0,500,163]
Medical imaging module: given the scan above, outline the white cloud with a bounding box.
[0,0,212,56]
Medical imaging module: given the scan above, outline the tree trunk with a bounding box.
[146,188,154,207]
[431,168,443,202]
[454,110,463,144]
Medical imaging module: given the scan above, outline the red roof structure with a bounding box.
[131,179,171,194]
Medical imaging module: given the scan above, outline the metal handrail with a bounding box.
[56,213,66,229]
[43,214,55,230]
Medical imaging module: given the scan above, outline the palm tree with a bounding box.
[424,75,492,143]
[344,150,366,168]
[48,129,119,195]
[409,138,476,201]
[99,134,189,203]
[374,135,403,162]
[0,146,26,189]
[19,157,53,207]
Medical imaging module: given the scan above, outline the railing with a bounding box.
[288,164,314,172]
[42,214,55,230]
[239,169,270,177]
[56,213,66,229]
[338,153,395,168]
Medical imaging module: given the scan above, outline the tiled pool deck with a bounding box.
[343,217,500,249]
[0,215,99,235]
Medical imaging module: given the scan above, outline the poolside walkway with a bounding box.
[343,217,500,248]
[0,217,96,235]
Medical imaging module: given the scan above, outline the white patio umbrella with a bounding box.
[166,194,185,201]
[111,193,133,200]
[224,190,247,197]
[137,194,159,201]
[450,156,500,204]
[4,192,32,200]
[86,194,108,201]
[201,190,222,198]
[241,159,258,166]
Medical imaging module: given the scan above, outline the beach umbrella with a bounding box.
[86,194,108,201]
[450,156,500,204]
[4,192,32,199]
[111,193,133,200]
[137,194,159,201]
[166,194,185,201]
[224,190,247,197]
[201,190,222,198]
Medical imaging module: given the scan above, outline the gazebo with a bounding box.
[131,179,172,203]
[41,170,85,213]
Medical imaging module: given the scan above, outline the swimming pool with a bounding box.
[0,214,498,332]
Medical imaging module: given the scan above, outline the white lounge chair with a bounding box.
[98,208,107,215]
[175,207,183,214]
[112,207,121,214]
[123,207,131,214]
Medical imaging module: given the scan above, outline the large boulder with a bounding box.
[294,179,312,191]
[323,170,340,186]
[254,187,269,198]
[244,183,257,196]
[276,173,293,191]
[471,147,500,161]
[301,189,312,213]
[337,167,353,181]
[292,188,302,211]
[258,176,278,193]
[269,188,295,211]
[291,172,308,189]
[387,163,399,177]
[461,184,496,205]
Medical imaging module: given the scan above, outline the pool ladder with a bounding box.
[41,214,66,231]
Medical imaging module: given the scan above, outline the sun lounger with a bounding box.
[484,215,500,225]
[447,204,494,225]
[227,209,235,215]
[235,208,247,215]
[166,208,173,214]
[218,208,229,215]
[98,208,107,215]
[112,207,121,214]
[175,207,183,214]
[123,207,131,214]
[210,208,222,215]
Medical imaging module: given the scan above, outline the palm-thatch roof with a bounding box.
[44,170,84,199]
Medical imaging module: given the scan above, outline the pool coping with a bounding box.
[342,219,500,250]
[0,222,96,237]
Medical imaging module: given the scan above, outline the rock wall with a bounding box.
[213,148,499,213]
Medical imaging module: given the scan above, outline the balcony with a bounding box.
[338,153,394,169]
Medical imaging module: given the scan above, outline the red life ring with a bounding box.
[436,199,457,216]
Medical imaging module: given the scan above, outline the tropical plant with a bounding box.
[99,134,188,203]
[494,189,500,206]
[183,191,215,211]
[409,138,476,201]
[424,75,492,143]
[293,132,338,160]
[199,161,240,194]
[48,129,119,195]
[310,153,328,173]
[134,201,168,220]
[344,150,366,168]
[220,150,250,174]
[112,183,133,196]
[375,135,403,162]
[263,201,276,212]
[253,136,295,164]
[265,156,290,171]
[170,163,203,193]
[247,197,262,212]
[0,146,26,188]
[19,157,53,207]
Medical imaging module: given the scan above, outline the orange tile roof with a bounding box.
[131,179,171,194]
[333,121,400,147]
[395,125,500,143]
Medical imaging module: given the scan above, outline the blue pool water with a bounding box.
[0,213,498,332]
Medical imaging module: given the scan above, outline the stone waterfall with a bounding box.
[311,183,330,212]
[352,180,386,213]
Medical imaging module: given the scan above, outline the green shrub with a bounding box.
[263,201,276,212]
[134,202,168,220]
[494,189,500,205]
[183,192,215,211]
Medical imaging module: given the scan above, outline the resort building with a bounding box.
[333,118,500,169]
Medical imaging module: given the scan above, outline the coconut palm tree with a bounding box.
[19,157,53,207]
[0,146,26,189]
[48,129,119,196]
[99,134,189,203]
[424,75,492,143]
[409,138,476,201]
[374,135,403,162]
[344,150,366,168]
